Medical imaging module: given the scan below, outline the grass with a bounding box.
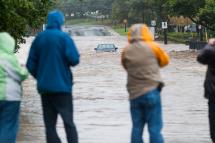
[65,18,95,25]
[158,32,199,44]
[65,18,112,26]
[65,18,203,40]
[112,26,128,36]
[65,18,210,43]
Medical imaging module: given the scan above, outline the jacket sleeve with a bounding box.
[65,36,80,67]
[121,47,128,69]
[19,67,28,81]
[197,45,215,65]
[150,42,170,68]
[26,38,38,78]
[12,58,28,81]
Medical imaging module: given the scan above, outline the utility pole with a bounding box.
[198,25,203,41]
[164,29,167,44]
[162,22,168,45]
[151,20,156,40]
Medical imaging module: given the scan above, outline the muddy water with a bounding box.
[63,25,118,36]
[17,28,211,143]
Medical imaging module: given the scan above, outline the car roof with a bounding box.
[98,44,115,46]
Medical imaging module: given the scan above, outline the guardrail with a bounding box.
[189,41,207,50]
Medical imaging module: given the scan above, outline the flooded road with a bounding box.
[63,25,117,36]
[17,26,210,143]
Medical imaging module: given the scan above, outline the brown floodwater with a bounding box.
[16,26,210,143]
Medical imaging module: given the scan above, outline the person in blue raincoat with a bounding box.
[26,10,80,143]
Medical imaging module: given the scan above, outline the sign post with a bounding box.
[162,22,168,45]
[151,20,156,40]
[198,25,203,41]
[123,19,128,32]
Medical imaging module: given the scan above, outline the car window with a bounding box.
[97,44,115,49]
[98,45,103,49]
[110,45,114,48]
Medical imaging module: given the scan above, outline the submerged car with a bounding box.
[94,44,118,52]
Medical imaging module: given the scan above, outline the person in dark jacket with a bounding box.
[197,42,215,143]
[26,10,80,143]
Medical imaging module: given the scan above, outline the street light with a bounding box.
[123,19,128,32]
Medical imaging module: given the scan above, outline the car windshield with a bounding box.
[98,44,114,49]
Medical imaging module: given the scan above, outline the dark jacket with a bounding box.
[26,10,80,94]
[197,44,215,101]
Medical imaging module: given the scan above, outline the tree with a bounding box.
[153,0,169,25]
[56,0,114,19]
[0,0,54,50]
[112,0,169,26]
[112,0,129,22]
[198,0,215,31]
[167,0,215,31]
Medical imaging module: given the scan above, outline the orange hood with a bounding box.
[128,24,153,43]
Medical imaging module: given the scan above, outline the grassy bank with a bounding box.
[112,26,127,36]
[158,32,199,44]
[65,18,95,25]
[65,18,202,41]
[65,18,112,26]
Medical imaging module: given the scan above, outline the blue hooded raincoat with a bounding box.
[27,10,80,94]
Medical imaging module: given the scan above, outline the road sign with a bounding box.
[198,25,202,29]
[151,20,156,26]
[162,22,168,29]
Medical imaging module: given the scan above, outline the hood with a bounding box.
[0,32,15,54]
[47,10,64,30]
[128,24,153,43]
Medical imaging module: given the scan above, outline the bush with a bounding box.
[158,32,199,44]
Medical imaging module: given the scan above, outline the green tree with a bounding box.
[0,0,54,50]
[153,0,169,25]
[112,0,169,26]
[167,0,215,31]
[198,0,215,31]
[112,0,129,22]
[56,0,114,19]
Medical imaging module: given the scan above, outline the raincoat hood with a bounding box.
[47,10,64,30]
[128,24,153,43]
[0,32,15,55]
